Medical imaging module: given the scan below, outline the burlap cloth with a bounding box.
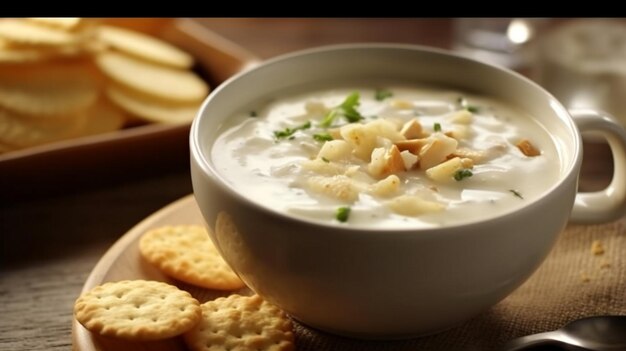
[291,218,626,351]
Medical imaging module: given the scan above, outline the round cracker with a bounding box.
[0,108,84,148]
[0,19,81,47]
[139,225,245,290]
[27,18,82,31]
[99,25,193,69]
[0,63,99,117]
[184,295,295,351]
[96,51,208,103]
[106,85,199,124]
[74,280,202,341]
[79,100,126,136]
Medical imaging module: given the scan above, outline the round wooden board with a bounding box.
[71,194,251,351]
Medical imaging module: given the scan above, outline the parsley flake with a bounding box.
[375,89,393,101]
[336,206,351,222]
[249,111,258,117]
[509,189,524,199]
[434,122,442,132]
[273,121,311,140]
[321,157,330,163]
[320,92,363,127]
[313,133,333,142]
[454,169,473,181]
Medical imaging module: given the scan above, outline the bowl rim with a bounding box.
[190,43,582,234]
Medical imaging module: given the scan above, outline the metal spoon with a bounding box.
[503,315,626,350]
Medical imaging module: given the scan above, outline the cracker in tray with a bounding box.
[0,63,99,117]
[0,17,211,154]
[0,108,85,148]
[74,279,202,341]
[27,18,83,31]
[0,19,84,47]
[98,25,193,69]
[96,51,208,104]
[139,225,246,291]
[184,294,295,351]
[79,99,126,136]
[106,85,200,124]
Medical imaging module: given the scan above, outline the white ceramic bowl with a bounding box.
[190,44,626,338]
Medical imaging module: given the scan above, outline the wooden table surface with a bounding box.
[0,18,617,351]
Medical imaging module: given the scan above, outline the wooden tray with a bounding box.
[0,19,259,202]
[71,195,253,351]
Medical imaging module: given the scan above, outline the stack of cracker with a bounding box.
[0,18,209,154]
[75,225,295,351]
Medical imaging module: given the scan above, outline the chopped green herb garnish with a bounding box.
[454,169,473,181]
[434,122,442,132]
[375,89,393,101]
[313,133,333,142]
[509,189,524,199]
[457,96,480,113]
[273,121,311,140]
[321,157,330,163]
[249,111,258,117]
[336,206,351,222]
[320,92,363,127]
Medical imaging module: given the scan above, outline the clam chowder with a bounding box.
[211,85,560,228]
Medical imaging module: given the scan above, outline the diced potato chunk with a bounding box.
[388,195,445,216]
[305,100,328,114]
[426,157,464,182]
[400,150,419,169]
[400,118,423,139]
[517,139,541,157]
[419,133,458,170]
[368,145,405,178]
[449,110,473,124]
[306,175,360,202]
[390,99,414,109]
[451,148,486,163]
[369,174,401,197]
[318,140,352,162]
[340,119,404,160]
[395,138,427,155]
[301,159,345,175]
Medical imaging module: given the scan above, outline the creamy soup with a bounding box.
[211,85,560,228]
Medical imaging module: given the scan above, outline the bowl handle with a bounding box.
[570,109,626,223]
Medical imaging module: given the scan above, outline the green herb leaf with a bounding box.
[336,206,351,222]
[434,122,442,132]
[273,121,311,140]
[509,189,524,199]
[320,92,363,127]
[454,169,473,181]
[321,157,330,163]
[313,133,333,142]
[375,89,393,101]
[249,111,258,117]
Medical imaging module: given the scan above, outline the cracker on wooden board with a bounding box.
[139,225,246,291]
[74,280,202,341]
[184,294,295,351]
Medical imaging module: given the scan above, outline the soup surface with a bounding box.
[211,85,559,228]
